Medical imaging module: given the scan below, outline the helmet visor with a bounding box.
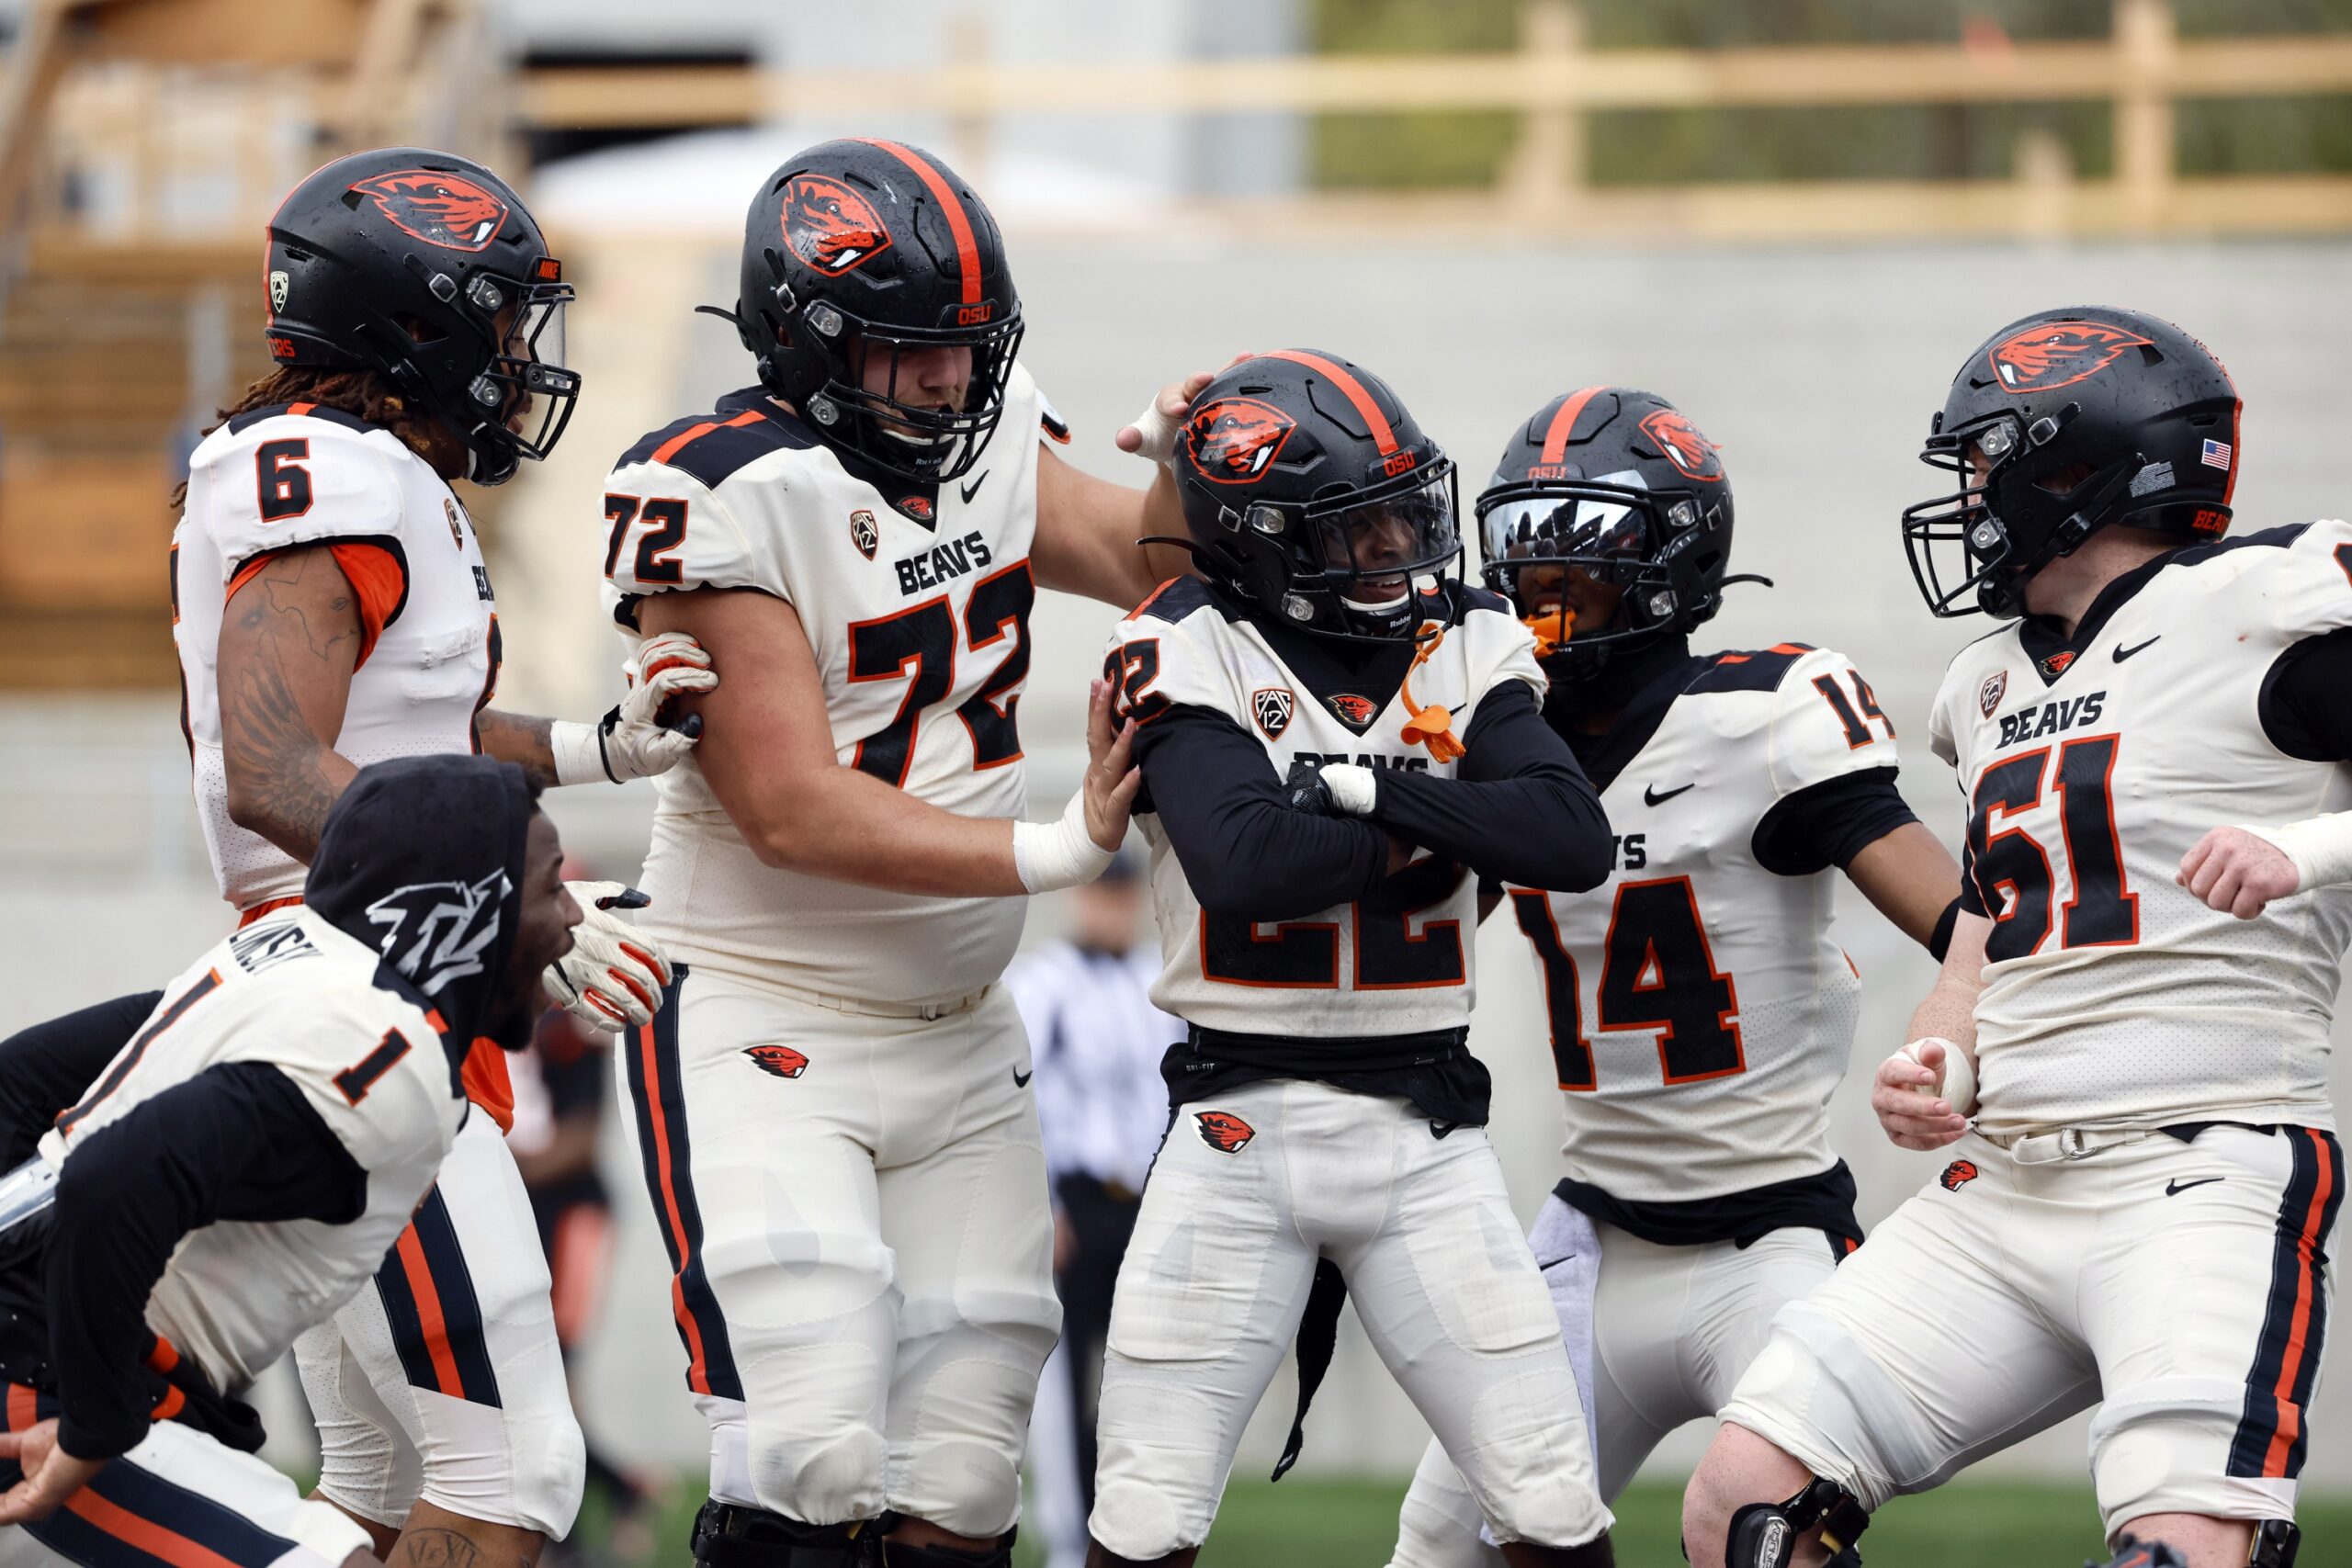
[1306,468,1459,603]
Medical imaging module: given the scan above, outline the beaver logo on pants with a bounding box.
[1194,1111,1255,1154]
[745,1044,809,1079]
[1940,1158,1979,1192]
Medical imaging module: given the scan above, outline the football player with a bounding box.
[1089,351,1617,1568]
[0,755,579,1568]
[1385,389,1962,1568]
[72,148,713,1568]
[1685,307,2350,1568]
[599,139,1206,1568]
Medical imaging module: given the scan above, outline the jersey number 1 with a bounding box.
[1510,880,1745,1089]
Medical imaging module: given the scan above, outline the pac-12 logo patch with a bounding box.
[1184,397,1296,485]
[1978,670,2007,718]
[1194,1111,1255,1154]
[350,169,509,253]
[268,269,290,313]
[1325,692,1378,728]
[1940,1159,1979,1192]
[1251,686,1295,739]
[1986,320,2153,394]
[849,509,879,560]
[744,1044,809,1079]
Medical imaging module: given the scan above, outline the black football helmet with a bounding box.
[1171,351,1460,641]
[1477,387,1740,681]
[1902,305,2242,619]
[263,148,577,486]
[723,138,1022,485]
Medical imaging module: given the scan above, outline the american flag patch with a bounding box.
[2201,438,2233,469]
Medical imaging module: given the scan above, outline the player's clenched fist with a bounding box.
[546,881,674,1031]
[1871,1038,1973,1151]
[2177,825,2301,920]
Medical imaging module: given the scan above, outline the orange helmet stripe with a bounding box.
[1539,385,1609,466]
[854,139,981,306]
[1261,349,1396,456]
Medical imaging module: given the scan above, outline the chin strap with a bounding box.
[1398,620,1466,761]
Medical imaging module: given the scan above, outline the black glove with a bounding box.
[1283,757,1337,817]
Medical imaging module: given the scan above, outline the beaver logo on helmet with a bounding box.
[1184,397,1296,486]
[351,170,509,253]
[782,175,894,276]
[1638,409,1724,483]
[744,1044,810,1079]
[1194,1111,1256,1154]
[1988,320,2154,394]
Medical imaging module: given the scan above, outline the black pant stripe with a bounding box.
[2227,1127,2341,1479]
[627,967,744,1403]
[411,1186,504,1407]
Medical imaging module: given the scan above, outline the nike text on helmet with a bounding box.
[1170,350,1463,643]
[727,138,1023,485]
[264,148,579,486]
[1901,305,2242,619]
[1477,387,1739,682]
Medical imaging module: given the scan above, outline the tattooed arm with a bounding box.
[473,710,560,789]
[216,545,363,863]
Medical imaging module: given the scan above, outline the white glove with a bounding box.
[550,632,718,785]
[1317,762,1378,817]
[545,881,673,1031]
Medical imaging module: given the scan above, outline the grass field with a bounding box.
[582,1476,2352,1568]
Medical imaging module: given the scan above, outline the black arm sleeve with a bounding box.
[0,993,162,1169]
[1750,766,1922,877]
[2261,628,2352,763]
[1136,705,1391,921]
[48,1061,368,1461]
[1368,682,1613,892]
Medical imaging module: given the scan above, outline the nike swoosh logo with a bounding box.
[1535,1255,1577,1271]
[960,471,989,505]
[2165,1177,2222,1196]
[2113,635,2161,662]
[1012,1066,1033,1088]
[1645,783,1695,807]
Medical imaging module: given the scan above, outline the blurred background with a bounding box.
[2,0,2350,1562]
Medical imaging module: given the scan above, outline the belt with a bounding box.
[763,977,992,1021]
[1978,1125,2154,1165]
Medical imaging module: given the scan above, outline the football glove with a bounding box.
[1283,757,1375,818]
[551,632,718,785]
[545,881,673,1031]
[1283,757,1337,816]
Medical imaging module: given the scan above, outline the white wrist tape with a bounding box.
[548,718,612,787]
[2237,815,2352,893]
[1013,789,1117,894]
[1126,396,1182,466]
[1320,762,1378,818]
[1904,1036,1978,1119]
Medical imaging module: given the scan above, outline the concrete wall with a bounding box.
[7,232,2348,1498]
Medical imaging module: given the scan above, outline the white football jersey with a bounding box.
[1510,643,1897,1201]
[174,407,500,911]
[1929,520,2352,1137]
[38,908,464,1395]
[1113,581,1544,1037]
[602,366,1055,1005]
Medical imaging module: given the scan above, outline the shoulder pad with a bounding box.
[1684,641,1818,694]
[1125,576,1236,627]
[616,392,814,491]
[1456,583,1514,617]
[2170,522,2312,570]
[223,402,379,437]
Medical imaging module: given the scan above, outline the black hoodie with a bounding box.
[6,755,538,1460]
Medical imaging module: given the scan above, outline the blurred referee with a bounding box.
[1006,855,1178,1568]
